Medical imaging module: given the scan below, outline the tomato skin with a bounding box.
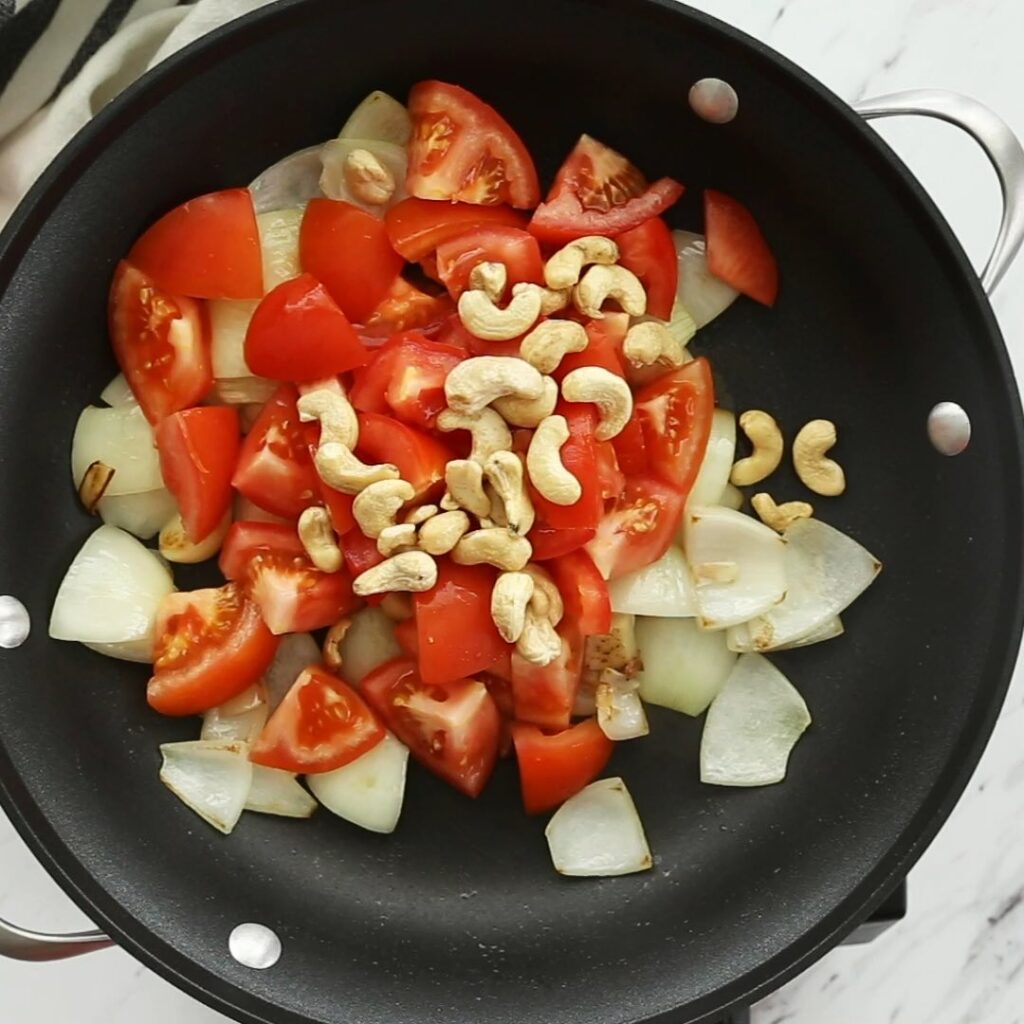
[435,226,544,299]
[231,384,320,520]
[704,189,779,306]
[362,657,501,797]
[219,521,302,580]
[108,262,211,425]
[299,199,403,323]
[529,404,604,531]
[385,197,526,261]
[147,584,279,716]
[357,277,455,344]
[407,81,540,209]
[633,357,715,493]
[512,720,615,814]
[414,561,510,684]
[393,616,419,657]
[527,523,596,561]
[554,314,628,381]
[155,407,240,543]
[611,412,649,477]
[616,218,678,320]
[550,550,612,636]
[319,483,357,535]
[356,412,454,500]
[251,664,384,773]
[244,273,369,380]
[128,188,262,300]
[510,629,583,730]
[341,529,384,579]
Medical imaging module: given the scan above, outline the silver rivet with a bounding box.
[927,402,971,456]
[0,596,30,648]
[688,78,739,124]
[228,923,281,969]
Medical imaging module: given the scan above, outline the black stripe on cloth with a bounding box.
[0,0,61,95]
[47,0,139,101]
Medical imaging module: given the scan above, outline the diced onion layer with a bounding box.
[257,207,302,291]
[320,139,408,215]
[210,299,257,379]
[262,633,321,711]
[72,404,163,495]
[687,409,736,509]
[249,146,323,214]
[338,90,412,146]
[202,685,269,743]
[245,766,317,819]
[159,740,253,834]
[97,488,178,540]
[336,606,402,684]
[608,546,696,618]
[595,672,649,740]
[100,373,135,407]
[672,230,739,328]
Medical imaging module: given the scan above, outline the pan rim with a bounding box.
[0,0,1021,1022]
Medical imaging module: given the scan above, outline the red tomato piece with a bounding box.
[407,81,540,209]
[155,407,240,543]
[147,584,278,716]
[414,561,510,684]
[318,483,356,535]
[248,552,358,635]
[357,277,455,344]
[244,273,368,380]
[554,314,629,381]
[219,521,302,580]
[356,412,454,500]
[512,720,615,814]
[384,197,526,261]
[509,628,584,730]
[550,550,612,636]
[341,529,384,579]
[393,617,419,657]
[611,411,649,477]
[527,523,596,561]
[616,217,678,320]
[633,357,715,492]
[530,403,604,531]
[435,226,544,299]
[108,262,211,425]
[704,189,779,306]
[529,136,684,245]
[595,440,626,502]
[250,664,384,773]
[300,199,404,322]
[362,657,501,797]
[231,384,320,519]
[128,188,262,299]
[586,475,686,579]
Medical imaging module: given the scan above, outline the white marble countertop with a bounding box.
[4,0,1024,1021]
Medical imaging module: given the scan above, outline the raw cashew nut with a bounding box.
[730,410,784,487]
[452,528,533,571]
[511,281,571,316]
[490,571,535,643]
[417,510,471,556]
[322,618,352,671]
[572,264,647,318]
[444,460,491,518]
[377,523,418,557]
[315,442,399,495]
[436,407,513,463]
[751,492,814,532]
[544,236,620,290]
[352,550,438,596]
[482,482,508,529]
[343,148,396,206]
[792,419,846,496]
[298,506,343,573]
[159,510,231,565]
[484,451,535,535]
[404,503,439,525]
[491,375,558,428]
[439,492,461,512]
[519,319,589,374]
[444,356,545,415]
[468,261,508,303]
[516,607,563,666]
[457,286,543,341]
[297,388,359,448]
[560,367,633,441]
[353,479,416,538]
[525,563,564,625]
[527,415,582,505]
[622,321,686,368]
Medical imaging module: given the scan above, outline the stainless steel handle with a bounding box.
[0,915,113,961]
[855,89,1024,294]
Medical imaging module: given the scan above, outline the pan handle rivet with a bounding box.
[228,923,281,970]
[688,78,739,124]
[0,596,30,648]
[927,402,971,456]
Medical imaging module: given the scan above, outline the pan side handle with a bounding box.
[856,90,1024,294]
[0,915,113,961]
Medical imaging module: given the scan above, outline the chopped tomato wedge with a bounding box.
[232,384,320,519]
[299,199,404,322]
[108,261,211,425]
[414,561,510,684]
[219,521,302,580]
[512,720,615,814]
[527,523,596,561]
[530,403,604,530]
[244,273,369,380]
[341,528,384,579]
[357,277,455,344]
[550,550,612,636]
[595,439,625,501]
[586,475,686,579]
[147,584,278,716]
[393,616,419,657]
[318,482,356,535]
[435,226,544,299]
[704,189,779,306]
[350,332,464,429]
[407,81,540,209]
[616,217,678,320]
[251,664,384,773]
[611,411,649,477]
[633,357,715,491]
[529,136,683,245]
[356,412,454,499]
[385,197,526,261]
[554,314,628,381]
[510,629,583,730]
[362,657,501,797]
[127,188,262,300]
[155,407,240,543]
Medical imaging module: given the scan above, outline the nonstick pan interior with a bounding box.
[0,2,1021,1023]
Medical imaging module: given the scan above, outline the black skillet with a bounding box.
[2,1,1024,1022]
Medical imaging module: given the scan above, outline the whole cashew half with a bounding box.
[492,375,559,428]
[730,410,784,487]
[490,571,535,643]
[572,264,647,318]
[297,506,343,573]
[484,450,535,535]
[751,492,814,532]
[352,479,416,538]
[343,149,396,206]
[417,510,471,556]
[519,319,589,374]
[297,388,359,449]
[315,442,399,495]
[444,356,545,416]
[352,550,438,596]
[436,407,513,464]
[622,321,686,369]
[526,415,582,505]
[457,285,543,341]
[560,367,633,441]
[792,419,846,496]
[444,460,492,518]
[468,261,508,303]
[452,528,533,572]
[516,608,563,667]
[544,236,620,291]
